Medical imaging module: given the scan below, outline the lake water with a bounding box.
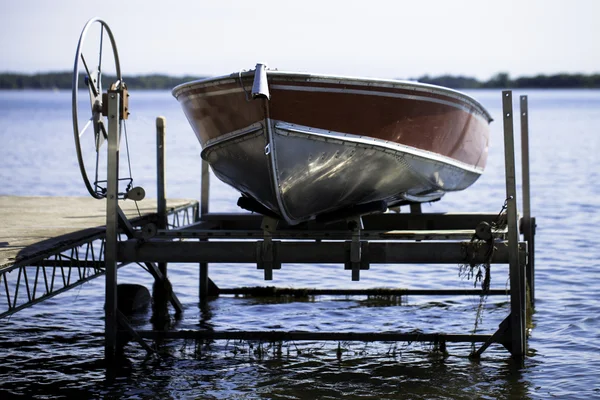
[0,88,599,399]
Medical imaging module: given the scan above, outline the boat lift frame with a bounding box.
[102,90,535,361]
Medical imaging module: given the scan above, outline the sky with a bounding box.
[1,0,599,80]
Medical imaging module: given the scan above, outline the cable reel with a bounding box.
[72,18,143,201]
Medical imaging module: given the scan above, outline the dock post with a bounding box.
[502,91,526,358]
[199,259,209,302]
[520,96,535,305]
[201,160,210,217]
[156,117,167,277]
[199,160,210,301]
[105,91,121,361]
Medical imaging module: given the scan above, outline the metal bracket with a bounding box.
[117,206,136,237]
[102,84,129,120]
[257,216,281,280]
[471,315,512,358]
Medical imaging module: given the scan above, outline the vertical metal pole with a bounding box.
[199,160,210,301]
[156,117,167,276]
[520,96,535,305]
[201,160,210,217]
[502,91,525,358]
[105,91,121,361]
[199,261,209,303]
[519,97,531,232]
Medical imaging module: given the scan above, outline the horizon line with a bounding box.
[1,70,600,80]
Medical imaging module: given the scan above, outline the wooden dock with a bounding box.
[0,196,196,270]
[0,195,198,319]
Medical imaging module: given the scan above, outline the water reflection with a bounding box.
[97,291,535,399]
[104,340,532,400]
[198,298,215,331]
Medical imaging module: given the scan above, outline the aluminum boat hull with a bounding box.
[173,67,492,224]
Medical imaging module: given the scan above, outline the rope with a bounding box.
[491,196,510,231]
[123,120,134,192]
[460,196,512,293]
[238,70,252,102]
[134,200,141,218]
[121,119,142,217]
[460,197,512,346]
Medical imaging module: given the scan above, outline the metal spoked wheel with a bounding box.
[72,18,123,199]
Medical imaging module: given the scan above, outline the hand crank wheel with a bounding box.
[72,18,123,199]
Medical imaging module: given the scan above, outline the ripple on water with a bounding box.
[1,89,600,399]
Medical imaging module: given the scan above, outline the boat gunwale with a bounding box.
[172,70,493,123]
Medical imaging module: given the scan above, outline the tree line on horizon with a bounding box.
[1,71,599,90]
[0,72,206,90]
[413,72,600,89]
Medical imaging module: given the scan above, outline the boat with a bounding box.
[173,64,493,225]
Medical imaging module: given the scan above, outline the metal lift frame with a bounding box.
[102,91,535,361]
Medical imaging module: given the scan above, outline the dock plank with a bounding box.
[0,196,196,270]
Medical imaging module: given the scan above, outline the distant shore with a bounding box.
[0,73,207,91]
[1,71,599,90]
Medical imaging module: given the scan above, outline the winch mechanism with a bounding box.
[71,18,143,201]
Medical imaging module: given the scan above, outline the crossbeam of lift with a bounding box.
[118,240,526,265]
[101,91,535,361]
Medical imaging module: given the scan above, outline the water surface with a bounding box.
[0,89,599,399]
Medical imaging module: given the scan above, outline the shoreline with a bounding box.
[1,71,600,90]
